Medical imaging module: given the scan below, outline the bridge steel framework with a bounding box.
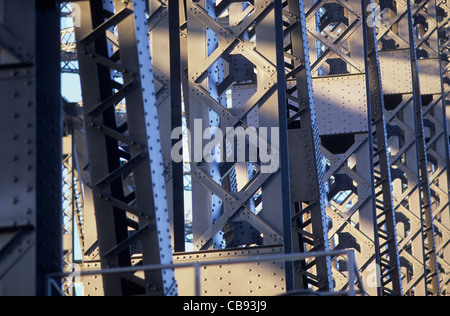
[0,0,449,296]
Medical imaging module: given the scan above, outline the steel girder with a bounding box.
[0,0,37,296]
[302,0,450,296]
[413,0,450,296]
[363,0,403,296]
[58,0,450,296]
[304,0,388,296]
[73,0,177,296]
[148,0,185,253]
[64,100,106,296]
[284,0,334,292]
[436,0,450,296]
[184,0,295,291]
[61,102,92,296]
[144,0,336,294]
[375,0,446,296]
[0,0,62,296]
[62,131,78,296]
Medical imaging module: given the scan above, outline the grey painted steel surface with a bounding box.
[184,0,295,292]
[65,0,449,296]
[0,0,62,296]
[363,0,403,296]
[376,0,444,296]
[437,0,450,296]
[304,0,382,296]
[74,0,176,296]
[2,0,450,296]
[148,0,185,253]
[284,0,334,292]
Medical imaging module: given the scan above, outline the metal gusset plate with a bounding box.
[436,0,450,296]
[304,0,391,296]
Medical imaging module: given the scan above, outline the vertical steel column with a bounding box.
[418,0,450,296]
[406,0,440,294]
[185,0,294,291]
[363,0,403,296]
[168,0,185,253]
[74,0,176,296]
[62,131,75,296]
[437,0,450,296]
[187,0,225,250]
[303,0,382,295]
[0,0,62,296]
[284,0,334,292]
[376,0,441,295]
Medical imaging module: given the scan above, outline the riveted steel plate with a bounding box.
[288,128,317,202]
[174,246,286,296]
[378,50,413,95]
[417,58,442,95]
[379,50,442,95]
[231,84,259,126]
[313,74,368,135]
[82,261,104,296]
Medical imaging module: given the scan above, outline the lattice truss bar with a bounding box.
[436,0,450,296]
[0,0,62,296]
[0,0,39,296]
[374,0,448,296]
[61,2,78,74]
[303,0,449,296]
[171,0,342,292]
